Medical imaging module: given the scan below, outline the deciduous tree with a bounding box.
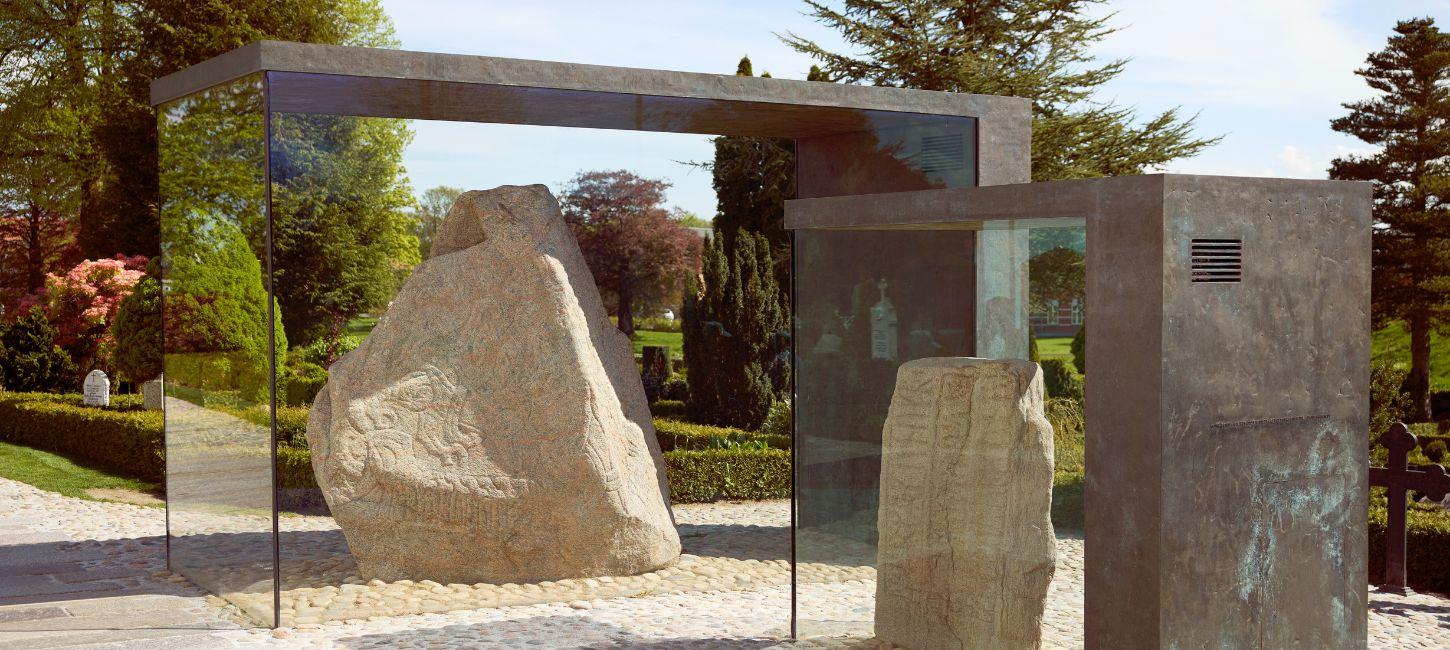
[269,112,418,346]
[86,0,401,259]
[414,185,463,259]
[1029,246,1085,315]
[559,171,701,336]
[22,255,146,374]
[1331,18,1450,421]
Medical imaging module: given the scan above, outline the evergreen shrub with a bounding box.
[1041,358,1083,401]
[682,232,787,429]
[0,310,77,393]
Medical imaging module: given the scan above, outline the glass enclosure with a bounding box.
[159,73,277,626]
[159,64,988,633]
[792,219,1086,640]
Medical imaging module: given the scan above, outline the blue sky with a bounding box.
[380,0,1448,218]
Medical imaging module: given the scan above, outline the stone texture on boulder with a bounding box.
[307,184,680,585]
[875,357,1056,650]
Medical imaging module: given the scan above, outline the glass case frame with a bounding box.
[153,40,1028,631]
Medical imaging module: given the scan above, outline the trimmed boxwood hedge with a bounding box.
[653,418,790,452]
[662,448,790,503]
[277,444,789,504]
[1369,498,1450,595]
[276,443,315,489]
[0,392,164,482]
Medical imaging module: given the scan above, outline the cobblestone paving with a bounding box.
[2,478,1449,648]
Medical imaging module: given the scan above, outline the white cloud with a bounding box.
[1275,145,1322,177]
[1094,0,1377,110]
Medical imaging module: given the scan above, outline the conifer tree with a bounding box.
[711,56,794,277]
[1331,18,1450,421]
[782,0,1219,180]
[682,231,787,429]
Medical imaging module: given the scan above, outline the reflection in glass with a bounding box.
[159,73,277,626]
[158,63,1003,635]
[267,110,418,627]
[794,221,1085,641]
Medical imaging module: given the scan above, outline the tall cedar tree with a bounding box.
[560,171,701,336]
[1331,18,1450,421]
[683,231,788,429]
[782,0,1219,181]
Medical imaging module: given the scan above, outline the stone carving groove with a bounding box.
[308,184,680,585]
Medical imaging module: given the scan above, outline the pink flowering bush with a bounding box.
[21,255,147,373]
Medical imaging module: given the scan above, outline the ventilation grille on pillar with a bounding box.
[1191,238,1242,283]
[918,134,967,173]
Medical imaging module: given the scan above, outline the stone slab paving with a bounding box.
[3,477,1449,648]
[0,478,241,648]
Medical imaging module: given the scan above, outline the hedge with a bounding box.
[277,443,316,489]
[274,443,789,504]
[0,392,164,482]
[1369,500,1450,594]
[653,417,790,452]
[662,448,791,503]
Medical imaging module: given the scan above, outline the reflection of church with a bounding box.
[1030,297,1083,336]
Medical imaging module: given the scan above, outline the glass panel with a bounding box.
[159,73,276,627]
[793,219,1086,645]
[266,109,421,627]
[257,71,980,635]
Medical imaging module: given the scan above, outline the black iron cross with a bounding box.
[1368,422,1450,591]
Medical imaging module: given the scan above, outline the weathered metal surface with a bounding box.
[1156,175,1371,649]
[787,174,1373,649]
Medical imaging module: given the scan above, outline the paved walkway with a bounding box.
[2,477,1449,648]
[0,480,236,648]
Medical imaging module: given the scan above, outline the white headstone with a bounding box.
[83,370,110,407]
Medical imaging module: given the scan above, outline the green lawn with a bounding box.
[0,441,160,503]
[1373,322,1450,391]
[1038,336,1075,362]
[345,315,378,335]
[633,330,684,359]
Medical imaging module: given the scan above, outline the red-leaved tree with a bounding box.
[21,255,147,373]
[0,206,80,317]
[559,170,701,336]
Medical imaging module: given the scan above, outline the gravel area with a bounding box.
[2,477,1448,648]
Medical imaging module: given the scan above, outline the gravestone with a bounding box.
[308,185,681,585]
[82,370,110,407]
[640,346,672,403]
[142,376,164,410]
[876,357,1055,650]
